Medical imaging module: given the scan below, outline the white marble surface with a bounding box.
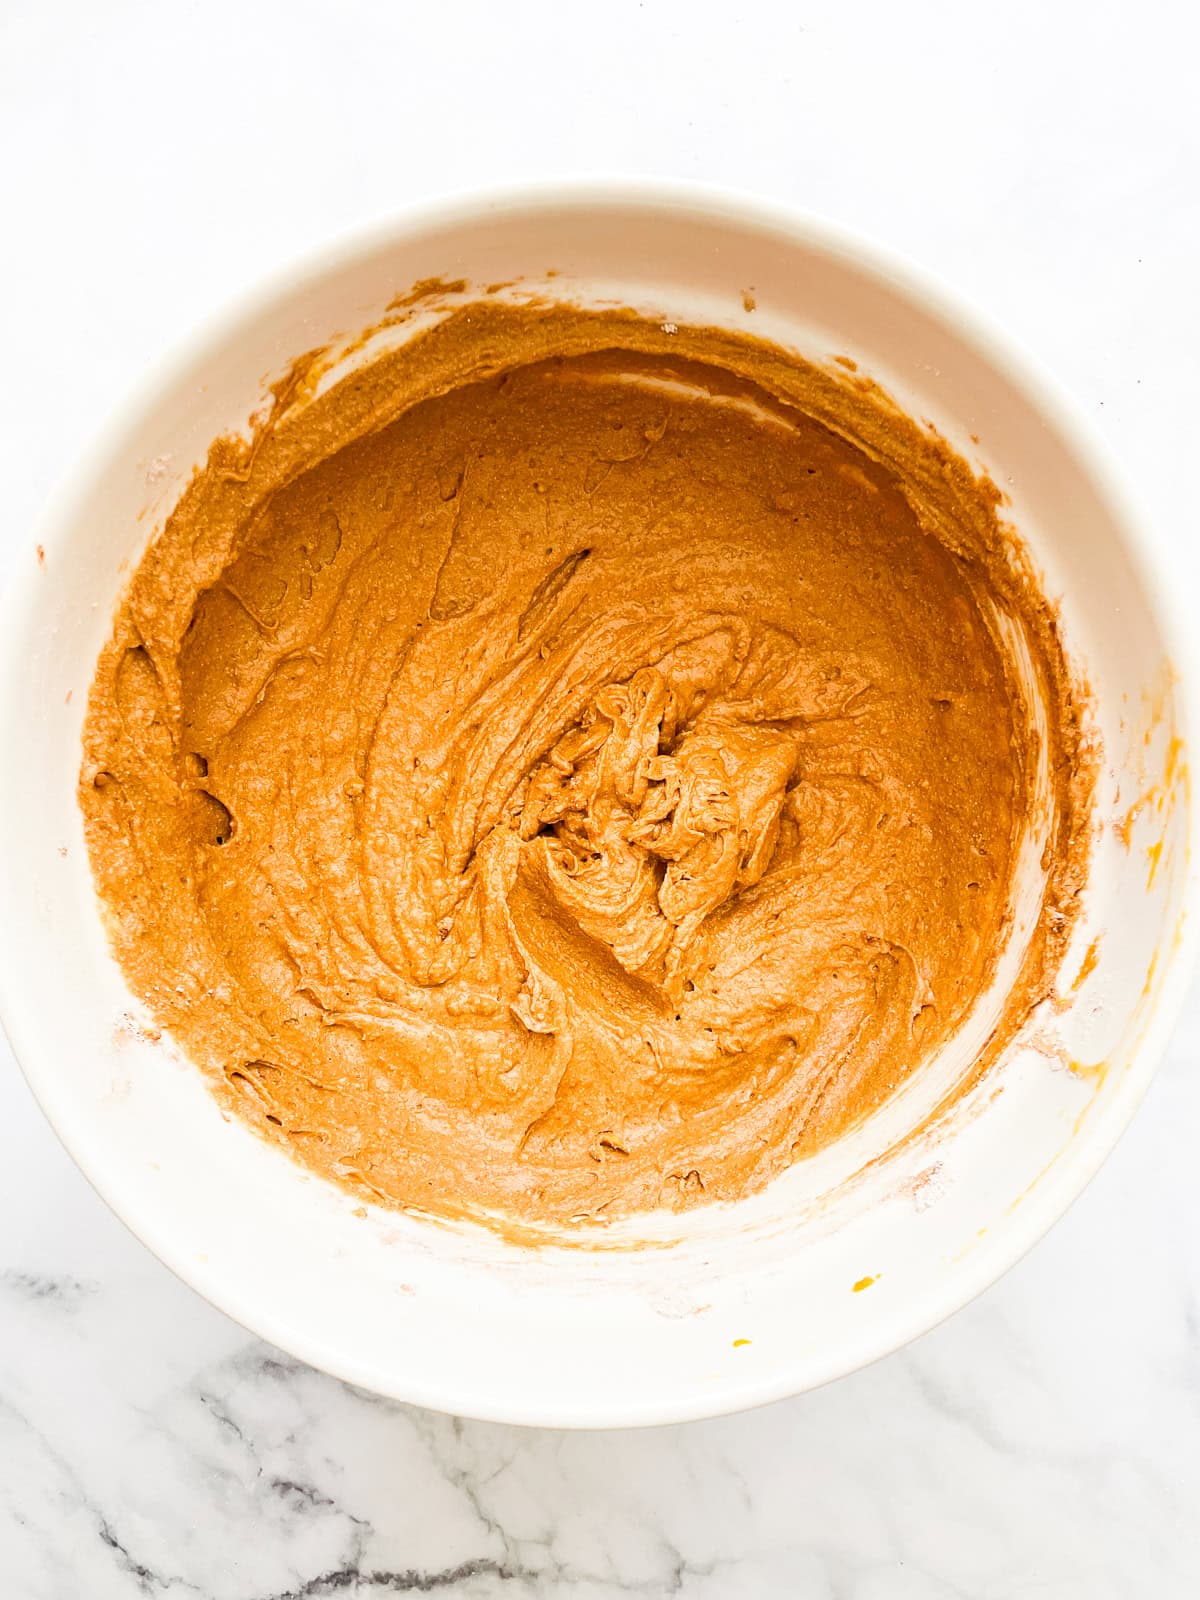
[3,2,1200,1594]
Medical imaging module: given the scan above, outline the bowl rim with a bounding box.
[2,176,1197,1428]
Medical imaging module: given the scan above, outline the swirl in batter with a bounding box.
[81,302,1089,1229]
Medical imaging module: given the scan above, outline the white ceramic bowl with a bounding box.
[1,183,1195,1427]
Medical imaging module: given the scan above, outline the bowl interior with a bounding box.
[0,190,1191,1425]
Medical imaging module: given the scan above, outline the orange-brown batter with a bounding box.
[80,302,1089,1229]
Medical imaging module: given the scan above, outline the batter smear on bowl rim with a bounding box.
[80,301,1092,1230]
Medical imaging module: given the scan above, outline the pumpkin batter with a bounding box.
[81,302,1088,1229]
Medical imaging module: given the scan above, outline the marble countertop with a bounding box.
[3,2,1200,1594]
